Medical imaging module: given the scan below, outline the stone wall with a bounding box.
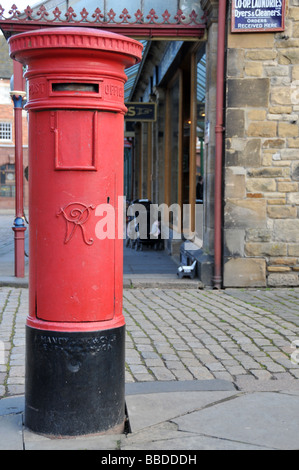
[224,1,299,287]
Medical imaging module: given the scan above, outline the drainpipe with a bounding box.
[10,60,26,278]
[213,0,226,289]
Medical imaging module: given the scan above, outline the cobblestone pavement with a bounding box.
[1,286,299,398]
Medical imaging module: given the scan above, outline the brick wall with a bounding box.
[224,1,299,287]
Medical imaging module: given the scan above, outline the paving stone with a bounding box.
[0,414,23,450]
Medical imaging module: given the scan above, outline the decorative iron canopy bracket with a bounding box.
[0,5,207,40]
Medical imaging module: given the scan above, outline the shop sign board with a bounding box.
[231,0,285,32]
[125,102,157,122]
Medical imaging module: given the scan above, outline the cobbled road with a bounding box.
[1,286,299,398]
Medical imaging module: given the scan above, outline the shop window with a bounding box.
[0,122,12,141]
[0,163,15,197]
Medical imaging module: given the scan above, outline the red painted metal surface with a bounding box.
[0,5,206,39]
[9,27,142,332]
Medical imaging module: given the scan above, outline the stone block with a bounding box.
[292,23,299,38]
[228,32,274,49]
[287,192,299,204]
[247,167,289,178]
[267,266,291,272]
[265,64,289,77]
[190,250,214,287]
[224,229,245,257]
[223,258,266,287]
[248,121,277,137]
[225,169,246,198]
[269,106,292,114]
[292,65,299,80]
[267,272,299,286]
[247,193,263,198]
[271,87,292,105]
[226,109,245,138]
[289,7,299,21]
[227,49,244,78]
[247,110,267,121]
[278,48,299,64]
[269,257,297,266]
[290,85,299,105]
[245,61,263,77]
[225,199,266,229]
[262,153,279,167]
[262,138,285,148]
[288,244,299,256]
[246,50,277,61]
[245,242,287,257]
[246,178,276,193]
[267,198,287,205]
[278,122,299,137]
[245,228,272,242]
[226,139,261,167]
[225,149,240,166]
[277,181,298,192]
[291,162,299,180]
[229,137,246,151]
[280,148,299,160]
[267,205,297,218]
[274,219,299,242]
[287,138,299,148]
[271,76,291,85]
[227,78,270,108]
[242,139,262,166]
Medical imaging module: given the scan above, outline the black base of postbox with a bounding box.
[25,324,126,437]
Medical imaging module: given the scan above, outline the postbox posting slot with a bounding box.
[52,82,99,93]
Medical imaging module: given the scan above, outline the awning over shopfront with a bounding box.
[124,39,148,101]
[0,1,206,100]
[0,0,206,39]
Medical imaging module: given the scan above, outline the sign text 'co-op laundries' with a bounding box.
[231,0,286,33]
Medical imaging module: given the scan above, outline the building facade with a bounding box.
[126,0,299,288]
[224,1,299,288]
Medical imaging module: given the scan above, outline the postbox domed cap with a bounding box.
[9,27,143,67]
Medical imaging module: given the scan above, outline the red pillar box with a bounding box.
[9,27,142,436]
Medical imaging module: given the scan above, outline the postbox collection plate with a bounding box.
[52,110,98,170]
